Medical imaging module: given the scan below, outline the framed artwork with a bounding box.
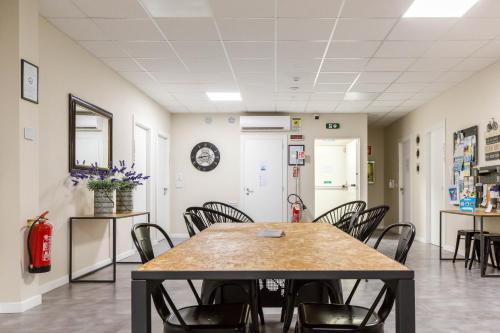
[368,161,375,184]
[21,59,39,104]
[288,144,305,166]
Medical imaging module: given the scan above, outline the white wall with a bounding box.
[170,113,368,234]
[384,59,500,246]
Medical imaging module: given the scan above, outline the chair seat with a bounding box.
[298,303,380,329]
[166,303,249,329]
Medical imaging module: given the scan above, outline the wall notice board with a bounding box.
[453,126,478,196]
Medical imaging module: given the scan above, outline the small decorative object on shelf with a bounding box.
[114,161,150,213]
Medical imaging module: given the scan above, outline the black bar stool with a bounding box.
[452,230,489,268]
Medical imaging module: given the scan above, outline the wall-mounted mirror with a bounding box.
[69,94,113,172]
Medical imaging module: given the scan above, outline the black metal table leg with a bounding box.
[481,216,485,277]
[132,279,152,333]
[396,279,415,333]
[69,218,73,282]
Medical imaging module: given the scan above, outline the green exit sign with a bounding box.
[326,123,340,129]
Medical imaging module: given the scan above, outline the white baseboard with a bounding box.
[0,294,41,313]
[39,275,69,295]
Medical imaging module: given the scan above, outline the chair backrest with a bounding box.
[131,223,201,327]
[183,212,199,238]
[203,201,254,223]
[185,206,242,232]
[349,205,390,243]
[313,201,366,232]
[345,223,416,328]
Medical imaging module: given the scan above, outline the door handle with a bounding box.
[245,188,254,196]
[163,187,168,195]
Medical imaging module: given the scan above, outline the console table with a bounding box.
[69,211,150,283]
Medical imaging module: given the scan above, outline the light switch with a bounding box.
[24,127,36,141]
[175,173,183,189]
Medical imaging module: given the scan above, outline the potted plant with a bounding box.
[70,162,118,215]
[114,161,150,213]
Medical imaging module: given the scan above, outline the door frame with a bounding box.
[133,120,152,220]
[239,133,288,221]
[424,120,446,245]
[398,136,413,225]
[156,133,170,232]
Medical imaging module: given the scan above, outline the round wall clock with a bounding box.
[190,142,220,172]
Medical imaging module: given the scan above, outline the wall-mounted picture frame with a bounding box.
[368,161,375,184]
[288,144,305,166]
[21,59,39,104]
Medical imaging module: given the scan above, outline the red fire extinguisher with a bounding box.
[27,211,52,273]
[288,194,306,223]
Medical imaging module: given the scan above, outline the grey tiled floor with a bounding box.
[2,238,500,333]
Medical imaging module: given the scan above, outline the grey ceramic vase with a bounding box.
[94,189,114,215]
[116,188,133,213]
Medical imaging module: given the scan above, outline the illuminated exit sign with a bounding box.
[326,123,340,129]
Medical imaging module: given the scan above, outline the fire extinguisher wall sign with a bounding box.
[27,211,52,273]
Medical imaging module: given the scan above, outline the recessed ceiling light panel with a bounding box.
[206,92,242,101]
[404,0,479,18]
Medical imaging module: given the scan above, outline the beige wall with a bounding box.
[384,59,500,246]
[368,127,385,210]
[170,113,368,234]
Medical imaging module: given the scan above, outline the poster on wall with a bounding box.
[21,59,39,104]
[485,119,500,161]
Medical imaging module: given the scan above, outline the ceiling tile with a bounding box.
[231,58,274,73]
[246,105,277,111]
[452,57,498,71]
[327,41,381,58]
[370,100,403,107]
[424,41,487,58]
[317,72,359,84]
[400,100,425,108]
[217,19,274,41]
[357,71,401,83]
[306,102,339,112]
[94,19,164,41]
[309,93,345,101]
[473,41,500,58]
[101,57,143,71]
[119,71,157,86]
[278,0,342,18]
[135,57,187,72]
[79,41,128,57]
[385,83,427,93]
[225,42,274,58]
[142,0,213,18]
[375,41,431,58]
[341,0,414,18]
[387,18,457,41]
[73,0,147,18]
[321,58,369,72]
[171,41,225,58]
[364,105,395,112]
[412,91,440,99]
[210,0,274,18]
[278,58,322,72]
[442,19,500,40]
[277,41,327,58]
[351,82,391,93]
[155,18,219,41]
[409,58,463,71]
[396,71,443,83]
[278,19,334,41]
[344,92,380,101]
[49,18,106,41]
[182,57,232,72]
[465,0,500,18]
[378,92,414,100]
[314,83,352,93]
[366,58,415,71]
[436,71,474,83]
[39,0,85,18]
[237,72,275,84]
[334,19,396,40]
[336,101,371,112]
[122,41,176,58]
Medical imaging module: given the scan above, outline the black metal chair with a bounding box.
[313,201,366,232]
[294,223,416,333]
[203,201,254,223]
[131,223,250,333]
[467,233,498,273]
[453,230,490,267]
[349,205,390,243]
[183,208,265,330]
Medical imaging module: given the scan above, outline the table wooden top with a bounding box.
[134,223,411,280]
[70,211,149,219]
[441,209,500,217]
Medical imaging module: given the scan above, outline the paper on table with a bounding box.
[256,229,286,238]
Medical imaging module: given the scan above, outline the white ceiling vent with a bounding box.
[240,116,290,132]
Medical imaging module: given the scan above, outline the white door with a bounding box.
[241,135,287,222]
[400,139,412,224]
[345,140,359,202]
[429,127,445,245]
[134,124,150,226]
[157,135,169,232]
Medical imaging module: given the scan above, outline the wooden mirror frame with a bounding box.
[69,94,113,172]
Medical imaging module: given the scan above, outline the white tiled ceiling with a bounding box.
[40,0,500,126]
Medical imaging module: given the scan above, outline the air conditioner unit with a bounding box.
[240,116,290,131]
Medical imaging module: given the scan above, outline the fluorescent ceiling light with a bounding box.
[404,0,479,18]
[206,92,242,101]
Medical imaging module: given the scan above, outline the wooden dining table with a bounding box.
[131,222,415,333]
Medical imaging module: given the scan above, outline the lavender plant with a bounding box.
[114,160,150,191]
[70,161,118,192]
